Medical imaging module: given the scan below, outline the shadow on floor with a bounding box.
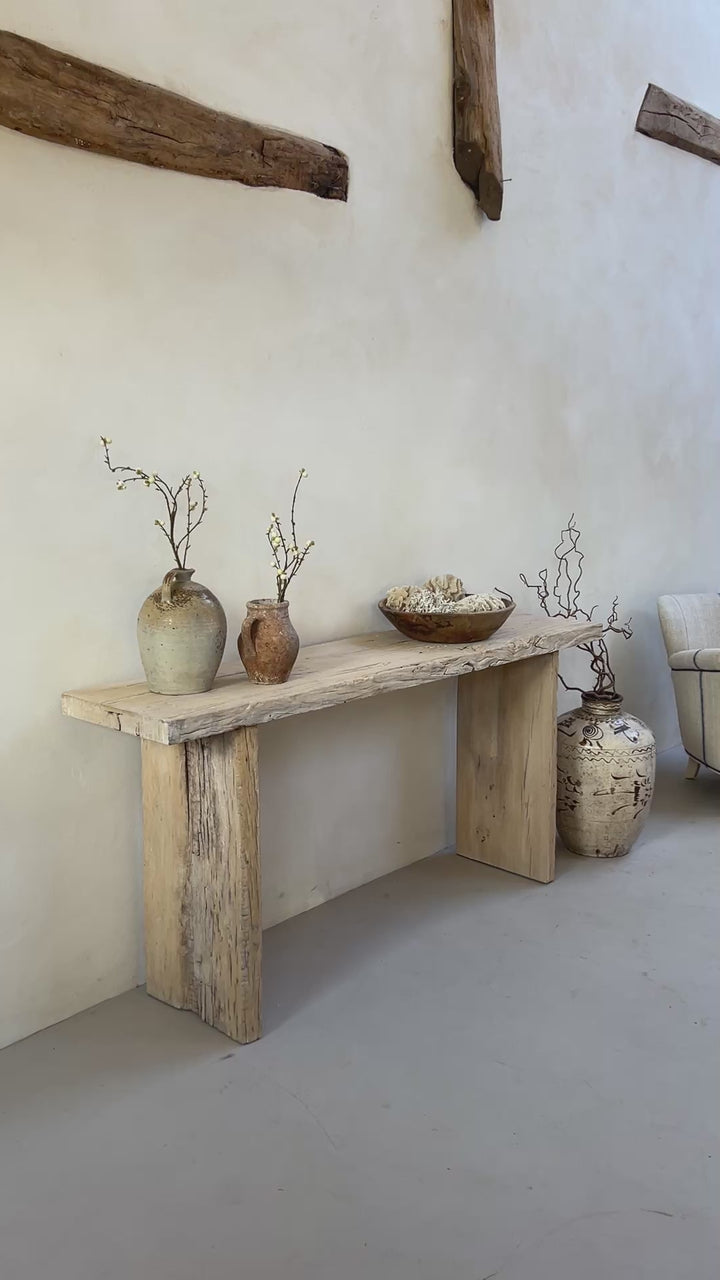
[263,747,717,1030]
[261,847,544,1033]
[647,751,718,820]
[2,749,715,1104]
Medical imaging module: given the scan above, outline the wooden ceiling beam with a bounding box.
[635,83,720,168]
[0,28,348,201]
[452,0,503,220]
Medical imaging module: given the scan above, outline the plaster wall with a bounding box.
[1,0,718,1047]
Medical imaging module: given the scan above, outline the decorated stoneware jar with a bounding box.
[556,693,656,858]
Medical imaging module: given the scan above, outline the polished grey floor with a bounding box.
[0,750,717,1280]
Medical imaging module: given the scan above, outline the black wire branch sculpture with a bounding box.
[520,515,632,698]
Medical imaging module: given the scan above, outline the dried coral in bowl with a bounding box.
[379,577,515,644]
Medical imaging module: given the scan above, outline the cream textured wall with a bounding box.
[1,0,719,1049]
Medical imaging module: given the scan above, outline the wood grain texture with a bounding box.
[142,739,192,1010]
[456,652,558,883]
[142,729,261,1043]
[452,0,503,219]
[62,614,601,744]
[635,83,720,168]
[186,730,261,1043]
[0,28,348,200]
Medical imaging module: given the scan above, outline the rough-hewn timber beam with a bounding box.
[0,29,348,201]
[452,0,503,220]
[635,83,720,169]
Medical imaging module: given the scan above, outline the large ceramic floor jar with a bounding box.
[556,693,655,858]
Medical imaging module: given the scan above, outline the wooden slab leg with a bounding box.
[685,756,701,780]
[456,652,558,883]
[141,727,261,1043]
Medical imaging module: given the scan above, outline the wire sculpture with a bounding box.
[520,516,632,698]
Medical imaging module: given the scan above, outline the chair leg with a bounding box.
[685,756,700,780]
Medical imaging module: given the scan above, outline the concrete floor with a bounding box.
[0,750,717,1280]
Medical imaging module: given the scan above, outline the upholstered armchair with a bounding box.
[658,594,720,777]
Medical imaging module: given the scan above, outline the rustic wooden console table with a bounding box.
[62,613,599,1043]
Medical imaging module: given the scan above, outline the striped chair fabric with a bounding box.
[658,594,720,776]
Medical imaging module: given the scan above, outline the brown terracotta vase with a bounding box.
[238,598,300,685]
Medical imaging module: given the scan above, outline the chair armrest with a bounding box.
[669,648,720,672]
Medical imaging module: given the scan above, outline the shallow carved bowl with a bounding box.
[378,595,516,644]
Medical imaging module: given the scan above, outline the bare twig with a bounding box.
[100,438,208,569]
[266,468,315,603]
[520,516,632,696]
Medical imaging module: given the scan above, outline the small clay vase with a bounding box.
[238,598,299,685]
[138,568,227,695]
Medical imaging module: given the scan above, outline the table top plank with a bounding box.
[62,613,601,744]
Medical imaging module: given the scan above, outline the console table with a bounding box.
[62,613,599,1043]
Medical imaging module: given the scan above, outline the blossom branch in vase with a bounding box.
[266,468,315,603]
[100,437,207,568]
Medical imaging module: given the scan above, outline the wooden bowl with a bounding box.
[378,594,516,644]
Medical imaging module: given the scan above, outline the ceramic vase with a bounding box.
[137,568,227,695]
[238,598,299,685]
[556,693,656,858]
